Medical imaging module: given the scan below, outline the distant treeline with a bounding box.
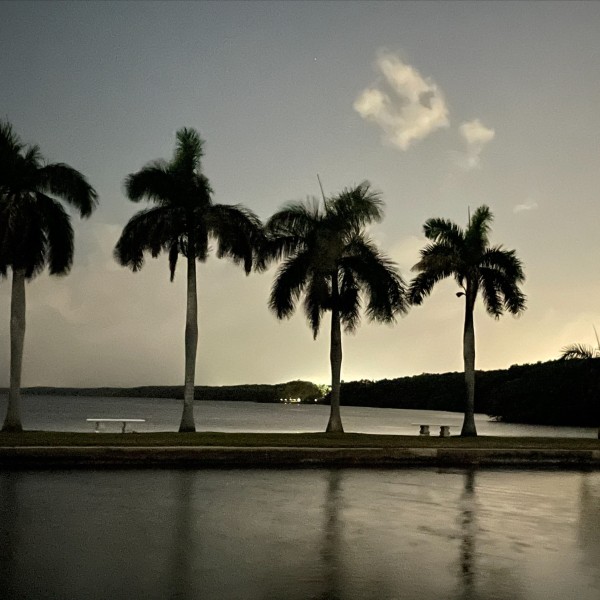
[3,359,598,427]
[337,358,599,427]
[2,380,323,404]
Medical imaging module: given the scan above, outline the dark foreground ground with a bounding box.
[0,432,598,468]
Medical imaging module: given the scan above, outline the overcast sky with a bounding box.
[1,1,599,387]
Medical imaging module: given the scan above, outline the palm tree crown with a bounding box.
[0,120,98,279]
[261,181,407,432]
[114,127,262,432]
[410,206,526,316]
[115,128,261,278]
[409,205,526,436]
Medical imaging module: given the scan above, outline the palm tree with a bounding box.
[561,328,600,439]
[0,120,98,432]
[561,327,600,360]
[114,128,262,432]
[260,181,407,432]
[409,205,526,437]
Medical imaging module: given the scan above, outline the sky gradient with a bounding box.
[1,1,599,387]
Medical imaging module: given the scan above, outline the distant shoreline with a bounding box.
[2,355,599,429]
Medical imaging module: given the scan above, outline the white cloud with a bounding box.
[458,119,495,169]
[513,200,539,213]
[354,52,449,150]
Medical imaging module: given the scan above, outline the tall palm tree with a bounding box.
[409,205,526,436]
[0,120,98,432]
[114,128,262,432]
[260,181,407,432]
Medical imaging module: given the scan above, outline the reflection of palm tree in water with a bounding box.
[168,470,195,600]
[577,475,600,589]
[458,469,477,599]
[457,470,525,600]
[313,469,344,600]
[0,473,20,597]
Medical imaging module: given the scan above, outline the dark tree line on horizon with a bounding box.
[4,121,594,437]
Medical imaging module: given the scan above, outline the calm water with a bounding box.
[0,395,597,437]
[0,468,599,600]
[1,397,598,599]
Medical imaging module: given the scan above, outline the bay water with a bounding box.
[0,394,597,436]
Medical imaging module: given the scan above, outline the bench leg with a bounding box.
[419,425,430,436]
[121,422,127,434]
[439,426,450,437]
[95,422,100,433]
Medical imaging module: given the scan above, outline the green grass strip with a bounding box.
[0,431,598,449]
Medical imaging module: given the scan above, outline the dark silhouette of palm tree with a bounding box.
[561,328,600,438]
[0,120,97,432]
[260,181,407,432]
[114,128,262,432]
[561,327,600,360]
[409,205,525,436]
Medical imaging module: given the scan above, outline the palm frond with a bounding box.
[327,181,383,231]
[207,203,263,274]
[479,267,503,318]
[303,273,330,338]
[561,344,599,360]
[173,127,204,175]
[409,270,449,305]
[479,259,526,317]
[37,193,74,275]
[481,246,525,284]
[38,163,98,218]
[0,194,47,279]
[412,241,461,272]
[269,251,311,320]
[423,217,464,246]
[114,205,181,272]
[168,241,179,282]
[467,204,492,237]
[0,120,24,160]
[125,163,176,204]
[342,235,407,321]
[338,267,360,333]
[259,201,319,269]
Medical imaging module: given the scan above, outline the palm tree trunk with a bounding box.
[461,285,477,437]
[326,276,344,433]
[2,269,26,432]
[179,253,198,432]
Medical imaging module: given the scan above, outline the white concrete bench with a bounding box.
[412,424,453,437]
[86,418,146,433]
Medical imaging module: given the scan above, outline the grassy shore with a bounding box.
[1,432,597,468]
[0,430,598,449]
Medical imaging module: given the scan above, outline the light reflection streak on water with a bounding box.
[0,469,598,600]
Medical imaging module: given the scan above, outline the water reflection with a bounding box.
[578,474,600,590]
[0,474,19,598]
[455,470,526,600]
[315,470,343,600]
[458,470,477,598]
[168,471,195,600]
[0,469,598,600]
